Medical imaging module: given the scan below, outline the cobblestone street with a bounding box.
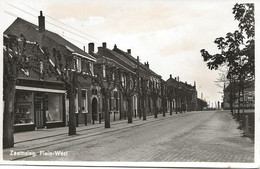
[3,111,254,162]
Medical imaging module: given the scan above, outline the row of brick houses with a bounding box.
[4,11,207,132]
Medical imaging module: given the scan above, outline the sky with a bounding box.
[0,0,250,107]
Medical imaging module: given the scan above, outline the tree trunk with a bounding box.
[153,98,158,118]
[238,89,241,120]
[153,101,158,118]
[229,79,234,115]
[175,99,178,114]
[162,98,166,117]
[242,88,245,116]
[170,99,173,115]
[230,90,234,114]
[68,91,76,135]
[104,96,111,128]
[138,95,141,119]
[142,96,146,121]
[3,84,16,149]
[127,97,133,123]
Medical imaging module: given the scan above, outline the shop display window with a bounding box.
[45,93,63,122]
[14,90,34,125]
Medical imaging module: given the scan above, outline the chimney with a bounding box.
[127,49,131,54]
[170,74,172,79]
[114,44,117,49]
[146,62,149,68]
[177,76,179,82]
[38,11,45,33]
[83,46,85,52]
[88,43,94,54]
[102,42,107,48]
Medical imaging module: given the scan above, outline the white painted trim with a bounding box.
[16,86,66,93]
[72,52,96,62]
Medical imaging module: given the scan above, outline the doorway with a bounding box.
[35,92,45,128]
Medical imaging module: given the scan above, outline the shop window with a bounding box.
[14,90,34,125]
[82,90,88,113]
[45,93,63,122]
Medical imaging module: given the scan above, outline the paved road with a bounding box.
[3,110,254,162]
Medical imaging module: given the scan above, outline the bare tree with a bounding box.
[48,45,93,135]
[117,69,137,123]
[3,34,51,148]
[92,57,118,128]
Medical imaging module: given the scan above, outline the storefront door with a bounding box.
[35,92,45,128]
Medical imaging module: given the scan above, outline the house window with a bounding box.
[102,65,106,77]
[14,90,34,125]
[74,57,81,72]
[45,93,63,122]
[89,62,94,75]
[82,90,88,113]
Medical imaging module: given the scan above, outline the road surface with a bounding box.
[4,110,254,162]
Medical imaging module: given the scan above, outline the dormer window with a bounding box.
[74,57,81,72]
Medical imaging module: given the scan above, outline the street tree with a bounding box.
[140,77,149,120]
[167,86,175,115]
[200,3,254,115]
[160,80,167,117]
[92,57,118,128]
[117,69,137,123]
[149,79,160,118]
[3,34,51,148]
[48,45,94,135]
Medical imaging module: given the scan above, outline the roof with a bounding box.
[4,17,96,62]
[113,47,161,79]
[96,46,137,74]
[166,77,195,90]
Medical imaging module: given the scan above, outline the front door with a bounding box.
[35,92,45,128]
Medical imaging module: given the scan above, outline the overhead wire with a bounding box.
[6,2,100,44]
[21,2,98,42]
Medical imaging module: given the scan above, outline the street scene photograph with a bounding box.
[0,0,258,168]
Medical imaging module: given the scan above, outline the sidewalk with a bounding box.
[13,112,177,144]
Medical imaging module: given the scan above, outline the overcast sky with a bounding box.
[1,0,251,107]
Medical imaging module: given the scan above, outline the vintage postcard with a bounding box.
[0,0,259,168]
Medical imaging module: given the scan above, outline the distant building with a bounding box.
[223,80,255,109]
[166,75,198,112]
[197,98,207,110]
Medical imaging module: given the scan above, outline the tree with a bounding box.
[3,34,51,148]
[167,85,175,115]
[46,45,93,135]
[149,79,160,118]
[160,80,167,117]
[140,77,149,120]
[117,69,137,123]
[92,57,118,128]
[200,3,254,115]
